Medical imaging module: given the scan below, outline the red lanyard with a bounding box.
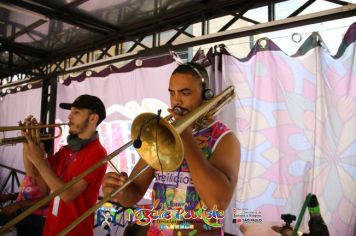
[60,152,78,178]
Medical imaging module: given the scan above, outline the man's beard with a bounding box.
[69,117,90,135]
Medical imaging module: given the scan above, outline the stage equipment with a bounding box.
[271,193,329,236]
[306,195,329,236]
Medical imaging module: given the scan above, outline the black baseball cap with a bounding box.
[59,94,106,125]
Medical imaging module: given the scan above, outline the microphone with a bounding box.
[133,109,162,149]
[133,137,142,149]
[156,109,162,125]
[307,195,329,236]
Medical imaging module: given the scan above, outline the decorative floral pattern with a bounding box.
[221,27,356,235]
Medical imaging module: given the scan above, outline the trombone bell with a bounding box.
[131,113,184,172]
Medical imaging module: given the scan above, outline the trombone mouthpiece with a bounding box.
[173,106,188,116]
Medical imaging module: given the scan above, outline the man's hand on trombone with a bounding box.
[102,172,129,203]
[102,155,155,208]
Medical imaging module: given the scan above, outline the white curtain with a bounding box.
[0,88,42,192]
[217,25,355,235]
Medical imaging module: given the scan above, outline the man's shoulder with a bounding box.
[82,139,107,155]
[209,120,231,134]
[51,146,70,158]
[213,120,229,128]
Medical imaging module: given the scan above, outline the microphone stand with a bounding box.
[292,193,312,236]
[304,195,329,236]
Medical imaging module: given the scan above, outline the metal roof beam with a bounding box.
[7,19,47,40]
[324,0,350,5]
[1,0,119,34]
[173,4,356,47]
[64,0,89,9]
[1,1,354,81]
[289,0,316,17]
[0,37,50,58]
[62,4,356,75]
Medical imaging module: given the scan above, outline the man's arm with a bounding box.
[0,193,18,203]
[23,144,36,178]
[23,147,49,195]
[102,158,155,207]
[23,136,88,203]
[1,197,49,217]
[182,130,241,210]
[21,118,39,180]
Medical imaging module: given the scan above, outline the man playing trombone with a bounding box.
[21,94,107,236]
[103,62,241,235]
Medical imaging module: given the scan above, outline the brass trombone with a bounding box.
[0,85,235,235]
[0,123,66,145]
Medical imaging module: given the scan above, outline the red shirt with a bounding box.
[43,139,107,236]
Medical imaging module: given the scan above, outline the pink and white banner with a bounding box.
[219,26,356,235]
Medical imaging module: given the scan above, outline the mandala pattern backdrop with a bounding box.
[219,23,356,235]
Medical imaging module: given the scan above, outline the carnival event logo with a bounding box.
[96,203,225,230]
[125,205,224,227]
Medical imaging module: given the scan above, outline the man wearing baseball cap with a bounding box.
[59,94,106,126]
[21,94,108,236]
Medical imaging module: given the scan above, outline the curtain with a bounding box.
[217,22,356,236]
[0,88,42,192]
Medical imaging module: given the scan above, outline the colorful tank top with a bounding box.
[16,175,48,216]
[148,121,231,236]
